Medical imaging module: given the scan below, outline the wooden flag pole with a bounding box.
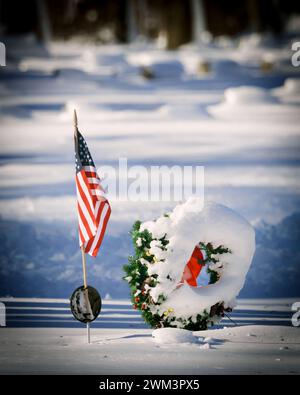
[82,248,91,345]
[73,109,78,135]
[74,109,91,345]
[81,246,88,289]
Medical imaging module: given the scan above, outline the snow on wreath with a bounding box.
[124,199,255,330]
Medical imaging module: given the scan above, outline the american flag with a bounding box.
[74,127,111,257]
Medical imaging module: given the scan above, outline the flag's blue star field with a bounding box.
[75,131,95,173]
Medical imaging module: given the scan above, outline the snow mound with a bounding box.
[280,79,300,94]
[152,328,199,344]
[208,86,300,121]
[141,199,255,321]
[127,53,184,79]
[273,78,300,103]
[224,87,276,106]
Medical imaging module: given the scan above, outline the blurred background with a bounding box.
[0,0,300,301]
[1,0,300,46]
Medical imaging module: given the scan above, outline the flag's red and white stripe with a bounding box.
[76,165,111,257]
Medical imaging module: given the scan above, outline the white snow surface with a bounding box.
[141,199,255,319]
[0,297,299,375]
[0,324,299,375]
[152,328,199,344]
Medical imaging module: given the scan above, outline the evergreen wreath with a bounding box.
[123,220,232,331]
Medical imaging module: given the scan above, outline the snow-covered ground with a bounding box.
[0,33,300,299]
[0,298,299,375]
